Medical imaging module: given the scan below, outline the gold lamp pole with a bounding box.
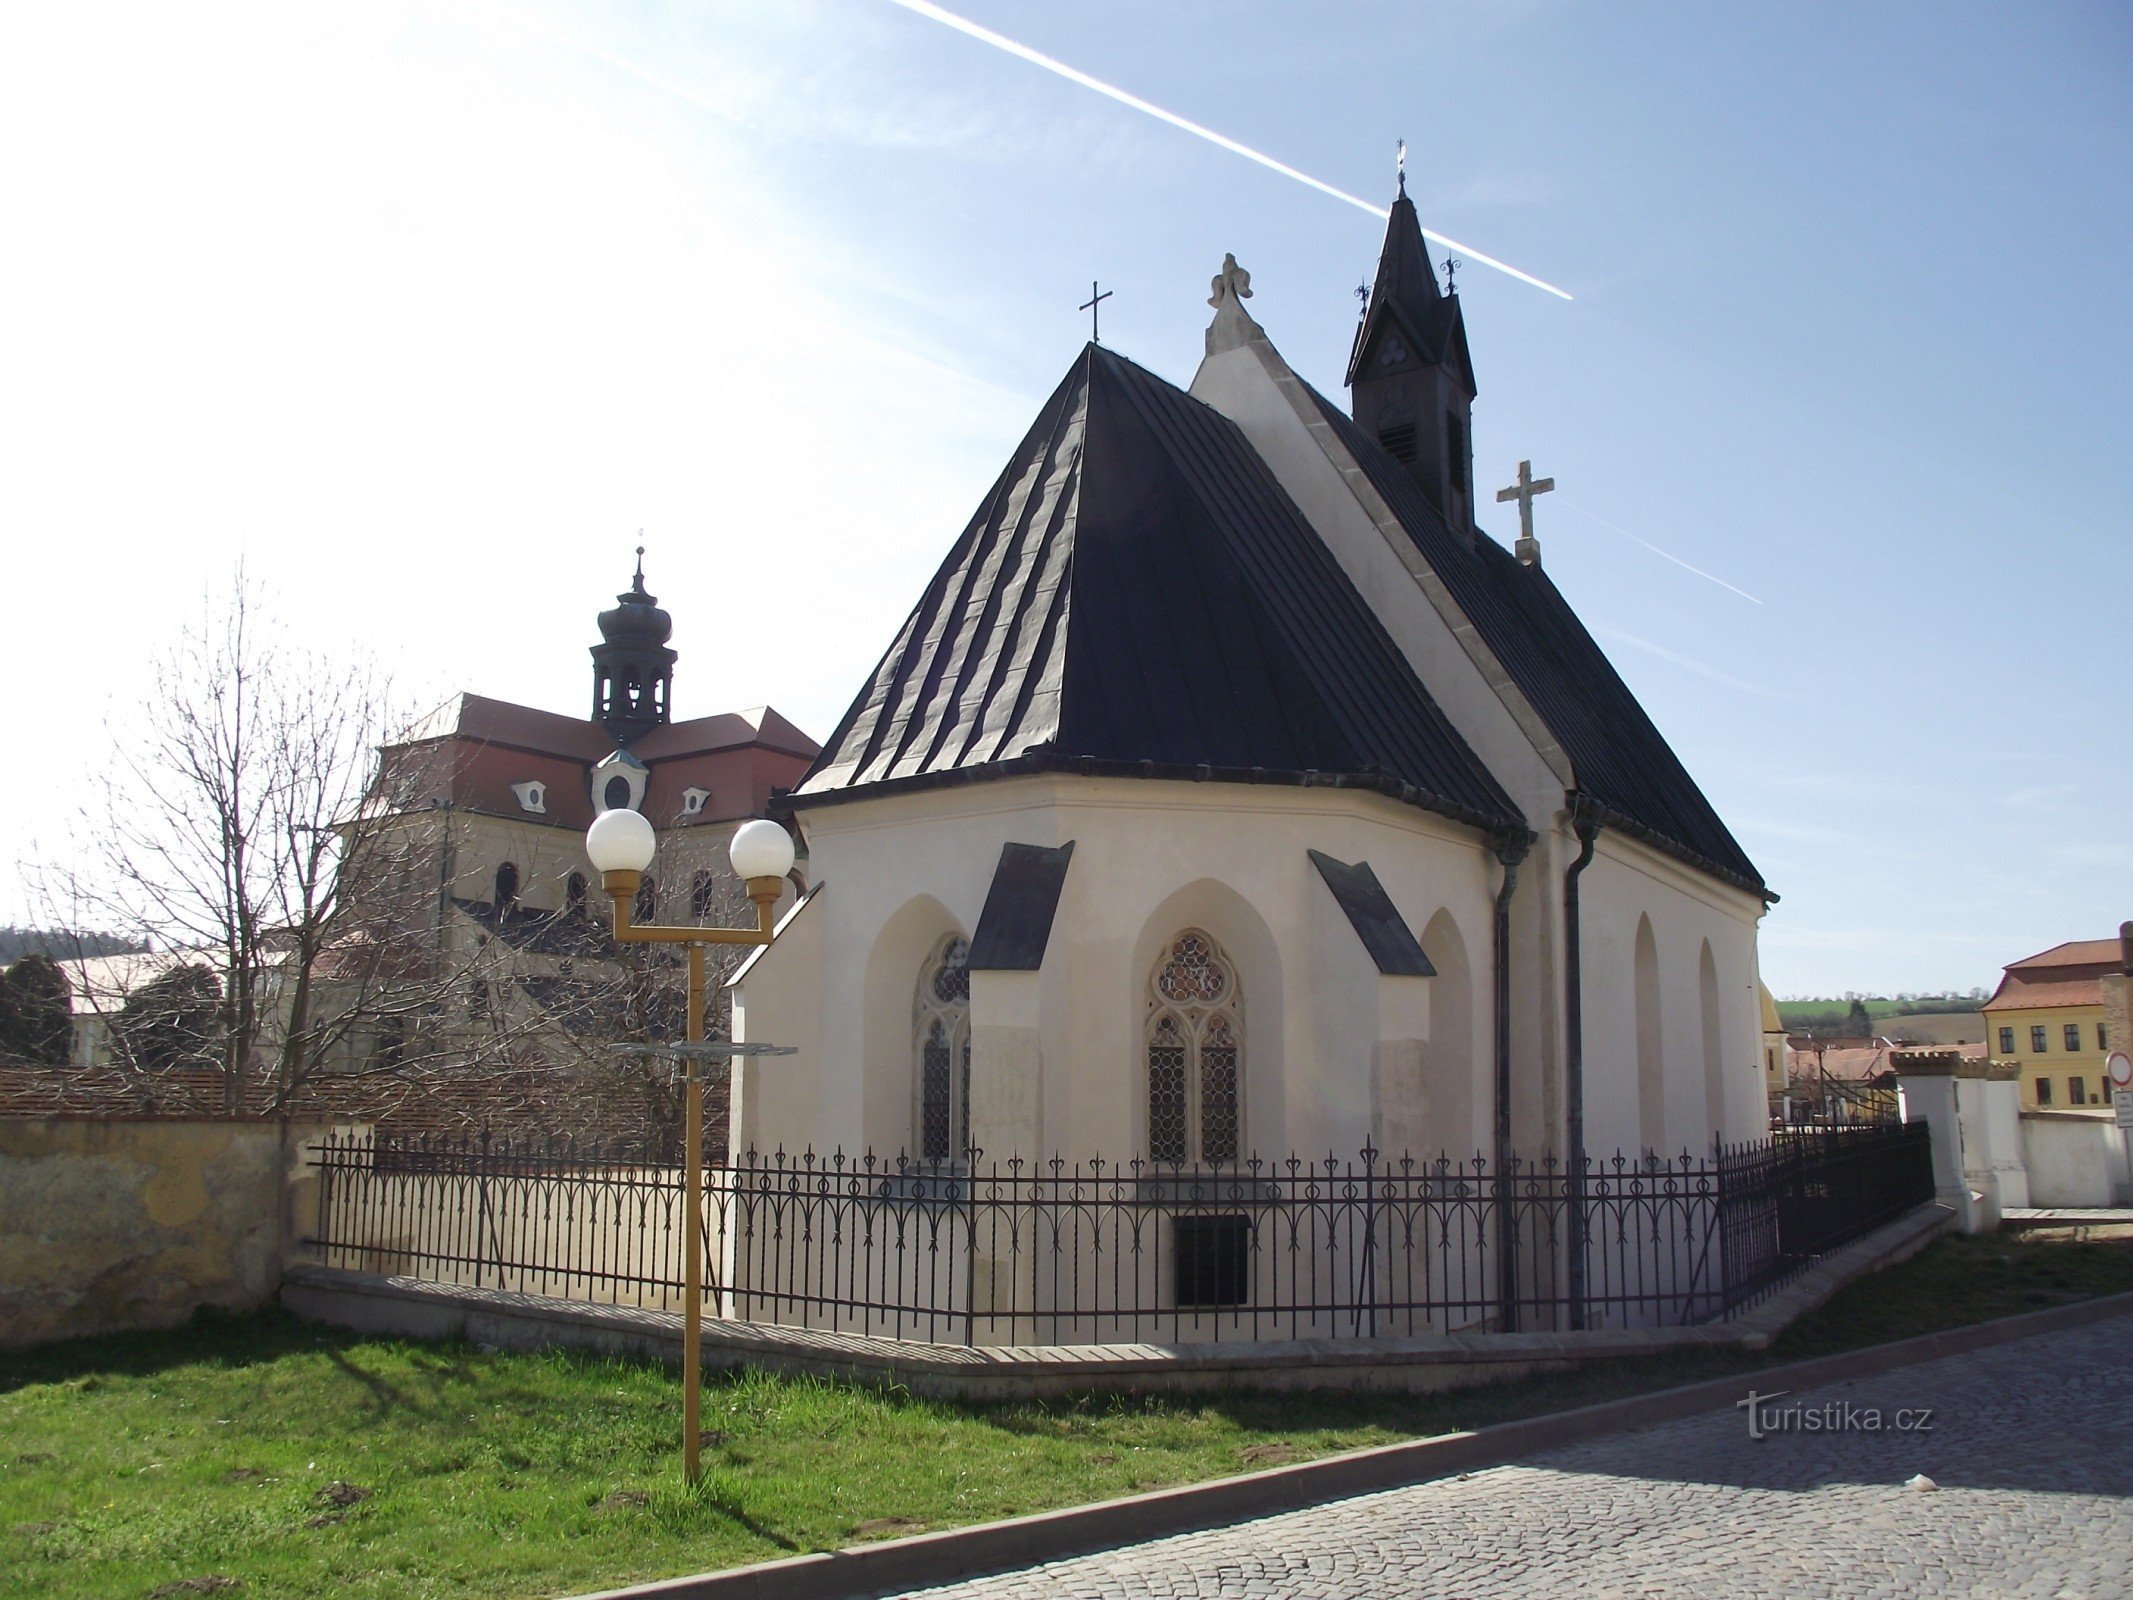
[585,807,795,1483]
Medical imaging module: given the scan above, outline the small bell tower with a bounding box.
[1346,166,1479,537]
[590,548,676,747]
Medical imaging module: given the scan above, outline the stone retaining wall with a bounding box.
[0,1116,353,1348]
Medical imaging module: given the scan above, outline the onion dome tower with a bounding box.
[590,548,676,747]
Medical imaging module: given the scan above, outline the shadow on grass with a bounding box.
[0,1305,356,1394]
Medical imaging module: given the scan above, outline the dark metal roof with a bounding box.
[968,841,1075,971]
[1307,850,1434,976]
[796,345,1522,836]
[1304,386,1768,895]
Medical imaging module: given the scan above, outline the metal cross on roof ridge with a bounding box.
[1080,280,1113,343]
[1495,458,1555,542]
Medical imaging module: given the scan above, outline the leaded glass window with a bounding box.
[916,935,971,1163]
[1146,929,1244,1166]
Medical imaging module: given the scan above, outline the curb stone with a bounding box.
[566,1289,2133,1600]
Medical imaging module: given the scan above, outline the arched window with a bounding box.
[691,870,717,920]
[634,874,658,925]
[493,861,519,915]
[915,935,971,1163]
[1146,930,1244,1166]
[566,872,587,916]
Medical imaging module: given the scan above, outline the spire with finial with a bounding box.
[590,544,676,745]
[1346,159,1479,536]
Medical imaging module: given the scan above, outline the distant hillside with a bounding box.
[0,927,149,965]
[1777,992,1989,1037]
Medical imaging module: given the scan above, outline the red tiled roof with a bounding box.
[389,695,820,764]
[2007,938,2123,970]
[1985,936,2123,1011]
[1983,975,2105,1012]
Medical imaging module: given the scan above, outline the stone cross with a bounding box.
[1495,459,1555,543]
[1208,253,1252,309]
[1079,280,1113,343]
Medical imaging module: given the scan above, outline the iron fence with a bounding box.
[304,1121,1935,1342]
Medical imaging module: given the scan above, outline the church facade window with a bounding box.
[690,870,717,920]
[566,872,587,916]
[915,936,971,1163]
[1146,930,1244,1166]
[634,874,658,924]
[493,861,519,914]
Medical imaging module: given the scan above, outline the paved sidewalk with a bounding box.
[892,1311,2133,1599]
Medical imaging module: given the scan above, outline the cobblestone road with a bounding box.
[897,1312,2133,1599]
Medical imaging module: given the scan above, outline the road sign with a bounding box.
[2116,1088,2133,1132]
[2107,1050,2133,1090]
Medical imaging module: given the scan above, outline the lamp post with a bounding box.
[584,807,795,1483]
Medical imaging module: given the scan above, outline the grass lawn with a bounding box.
[5,1232,2130,1600]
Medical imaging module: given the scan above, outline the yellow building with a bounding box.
[1759,981,1788,1101]
[1983,939,2119,1110]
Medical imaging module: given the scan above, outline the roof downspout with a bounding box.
[1561,805,1601,1331]
[1491,833,1529,1332]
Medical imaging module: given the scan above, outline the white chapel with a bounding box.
[730,181,1773,1175]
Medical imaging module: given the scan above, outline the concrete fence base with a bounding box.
[282,1202,1954,1398]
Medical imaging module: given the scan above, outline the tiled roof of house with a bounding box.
[2007,938,2123,970]
[1985,938,2124,1011]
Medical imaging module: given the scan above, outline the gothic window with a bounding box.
[1444,411,1468,498]
[915,935,971,1163]
[493,861,519,915]
[690,870,716,920]
[634,874,658,924]
[1146,930,1244,1166]
[566,873,587,916]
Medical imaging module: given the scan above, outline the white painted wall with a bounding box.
[731,775,1494,1167]
[2020,1112,2133,1207]
[1575,831,1766,1158]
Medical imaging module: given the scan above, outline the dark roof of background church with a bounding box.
[795,344,1522,834]
[1305,386,1767,894]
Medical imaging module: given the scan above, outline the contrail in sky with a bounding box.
[1559,499,1764,605]
[882,0,1574,301]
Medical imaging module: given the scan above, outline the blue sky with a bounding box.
[0,1,2126,994]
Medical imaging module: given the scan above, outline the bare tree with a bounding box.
[32,569,726,1135]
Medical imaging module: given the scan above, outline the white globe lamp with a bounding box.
[584,807,657,896]
[728,818,796,886]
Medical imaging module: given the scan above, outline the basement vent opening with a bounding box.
[1378,421,1417,463]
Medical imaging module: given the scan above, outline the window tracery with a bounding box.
[915,935,971,1163]
[1146,929,1244,1166]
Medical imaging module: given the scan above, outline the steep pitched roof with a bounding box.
[1303,386,1767,894]
[796,345,1522,834]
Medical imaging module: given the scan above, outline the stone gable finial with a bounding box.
[1208,252,1253,310]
